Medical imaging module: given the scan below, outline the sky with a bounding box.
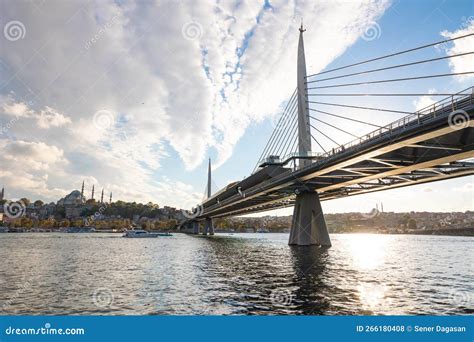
[0,0,472,214]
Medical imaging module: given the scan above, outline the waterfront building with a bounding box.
[39,202,56,219]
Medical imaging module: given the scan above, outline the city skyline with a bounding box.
[1,0,473,214]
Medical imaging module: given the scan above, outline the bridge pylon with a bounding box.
[204,217,214,235]
[192,221,199,234]
[203,158,215,235]
[290,24,331,247]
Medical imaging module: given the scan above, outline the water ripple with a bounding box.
[0,232,472,315]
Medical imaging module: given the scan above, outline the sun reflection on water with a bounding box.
[346,233,390,270]
[357,282,396,312]
[345,234,399,312]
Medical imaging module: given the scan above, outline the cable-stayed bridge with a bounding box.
[180,26,474,247]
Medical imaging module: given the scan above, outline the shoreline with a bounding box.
[1,229,473,237]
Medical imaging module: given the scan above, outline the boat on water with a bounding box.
[122,230,172,238]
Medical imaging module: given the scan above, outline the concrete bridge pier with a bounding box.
[192,221,199,234]
[289,191,331,247]
[204,218,214,236]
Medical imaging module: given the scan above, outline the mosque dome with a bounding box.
[63,190,85,206]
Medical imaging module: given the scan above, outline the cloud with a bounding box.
[440,20,474,81]
[1,97,30,117]
[0,139,69,200]
[37,107,72,129]
[0,0,391,204]
[1,95,71,129]
[413,88,437,112]
[0,140,65,170]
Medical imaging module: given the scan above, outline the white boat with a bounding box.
[122,230,171,238]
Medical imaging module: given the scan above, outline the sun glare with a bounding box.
[346,234,390,270]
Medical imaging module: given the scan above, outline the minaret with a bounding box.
[109,192,112,204]
[91,185,95,200]
[0,187,4,201]
[297,22,312,168]
[81,181,85,200]
[101,189,104,203]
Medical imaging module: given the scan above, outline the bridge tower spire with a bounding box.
[297,22,312,169]
[207,157,212,199]
[289,25,331,247]
[203,157,215,236]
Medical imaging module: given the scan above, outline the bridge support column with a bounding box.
[289,191,331,247]
[192,221,199,234]
[204,218,214,236]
